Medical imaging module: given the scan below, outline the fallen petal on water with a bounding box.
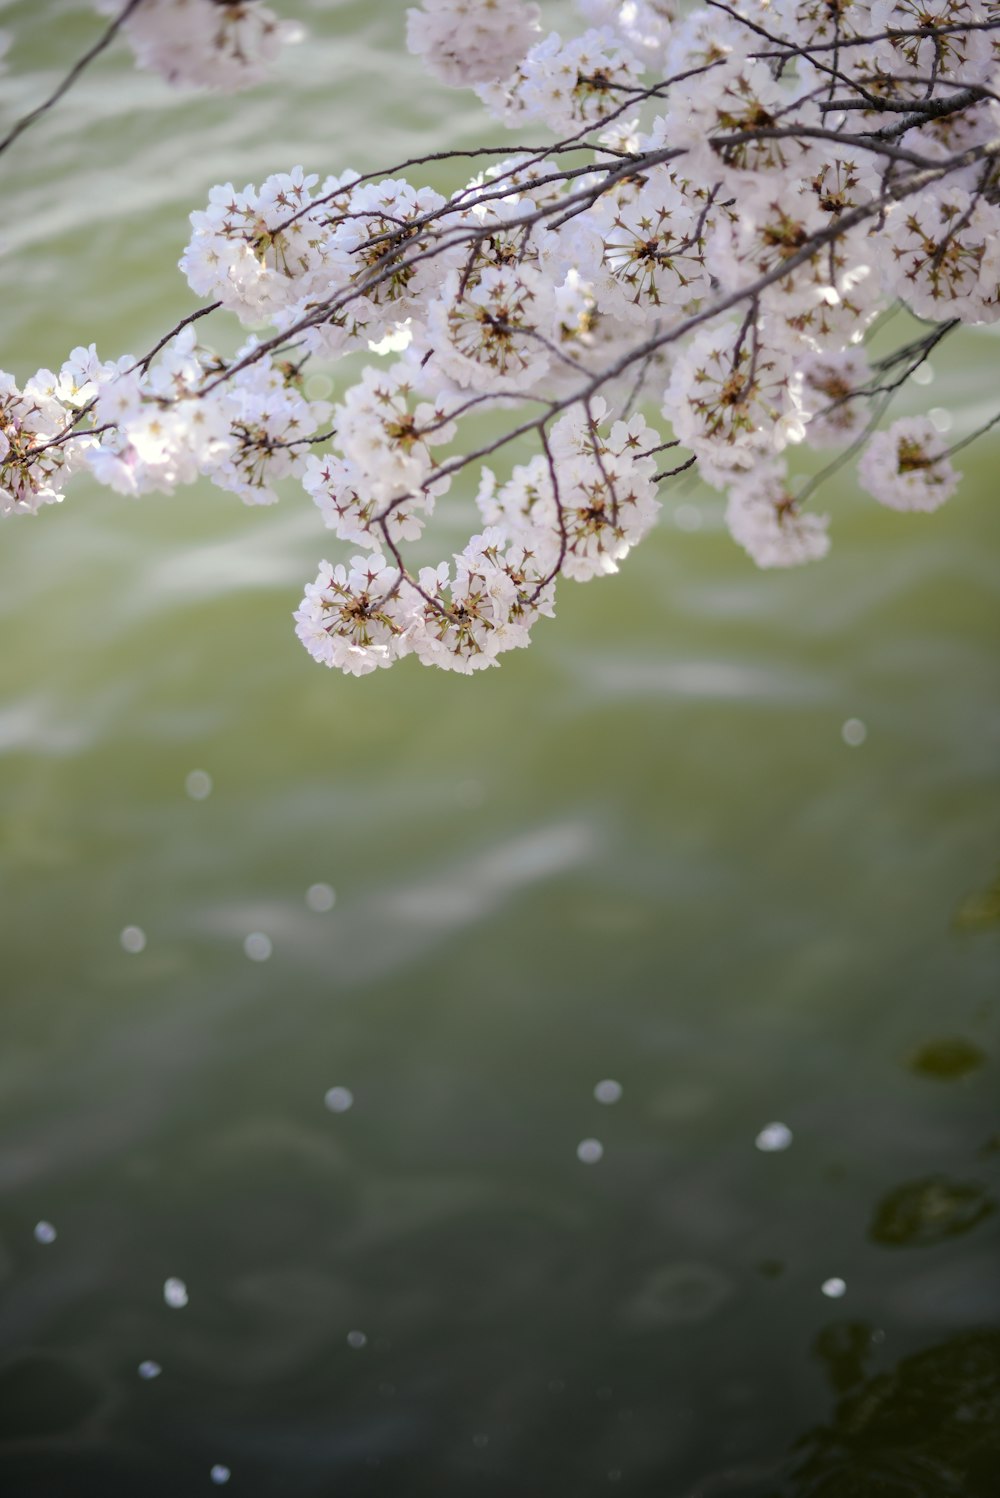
[755,1122,793,1152]
[163,1277,188,1309]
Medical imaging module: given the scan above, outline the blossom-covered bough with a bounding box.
[2,0,1000,674]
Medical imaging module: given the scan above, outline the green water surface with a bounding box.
[1,3,998,1494]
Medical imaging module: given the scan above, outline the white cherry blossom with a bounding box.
[406,0,541,87]
[3,0,996,676]
[181,168,341,325]
[668,51,822,190]
[577,0,677,70]
[799,349,873,448]
[93,0,301,92]
[725,462,831,568]
[858,417,961,511]
[1,372,86,515]
[476,27,645,134]
[589,165,711,323]
[663,321,806,482]
[880,187,997,322]
[333,363,457,505]
[423,265,558,393]
[294,555,415,675]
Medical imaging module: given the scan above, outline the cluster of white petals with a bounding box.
[577,0,676,70]
[5,0,996,675]
[879,186,1000,323]
[798,350,873,449]
[329,363,455,509]
[87,330,226,496]
[476,27,645,133]
[295,530,556,676]
[870,0,994,78]
[1,360,93,516]
[583,164,714,324]
[93,0,301,91]
[663,322,806,486]
[295,553,412,676]
[406,0,542,87]
[477,402,661,580]
[424,265,558,393]
[726,463,831,569]
[30,329,330,506]
[211,348,332,506]
[413,527,554,672]
[180,168,349,324]
[858,417,961,511]
[668,50,822,190]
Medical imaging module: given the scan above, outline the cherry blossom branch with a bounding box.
[7,3,1000,676]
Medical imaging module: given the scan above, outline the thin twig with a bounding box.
[0,0,145,158]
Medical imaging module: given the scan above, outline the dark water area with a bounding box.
[1,2,998,1494]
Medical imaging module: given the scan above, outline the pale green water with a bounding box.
[1,3,999,1495]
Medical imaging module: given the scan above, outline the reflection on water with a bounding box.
[0,1353,107,1442]
[781,1328,1000,1498]
[953,867,1000,931]
[624,1261,734,1328]
[906,1037,985,1080]
[870,1176,996,1249]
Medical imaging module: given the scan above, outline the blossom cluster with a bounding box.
[92,0,302,91]
[406,0,543,87]
[3,0,997,674]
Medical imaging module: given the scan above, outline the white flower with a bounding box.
[476,452,559,555]
[704,152,883,353]
[85,328,232,496]
[0,370,83,516]
[447,191,559,285]
[869,0,993,81]
[476,27,645,135]
[30,345,106,409]
[706,185,828,307]
[858,417,960,511]
[589,165,710,323]
[576,0,676,69]
[93,0,302,92]
[664,321,806,479]
[334,362,457,506]
[211,355,332,507]
[798,349,872,447]
[294,555,414,675]
[406,0,542,87]
[410,529,551,672]
[772,0,872,51]
[467,153,573,212]
[667,51,821,191]
[479,402,661,581]
[305,177,467,350]
[303,451,430,548]
[879,187,995,322]
[424,265,557,393]
[180,168,337,324]
[772,226,882,352]
[725,463,831,568]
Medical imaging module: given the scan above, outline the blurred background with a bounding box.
[1,2,998,1493]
